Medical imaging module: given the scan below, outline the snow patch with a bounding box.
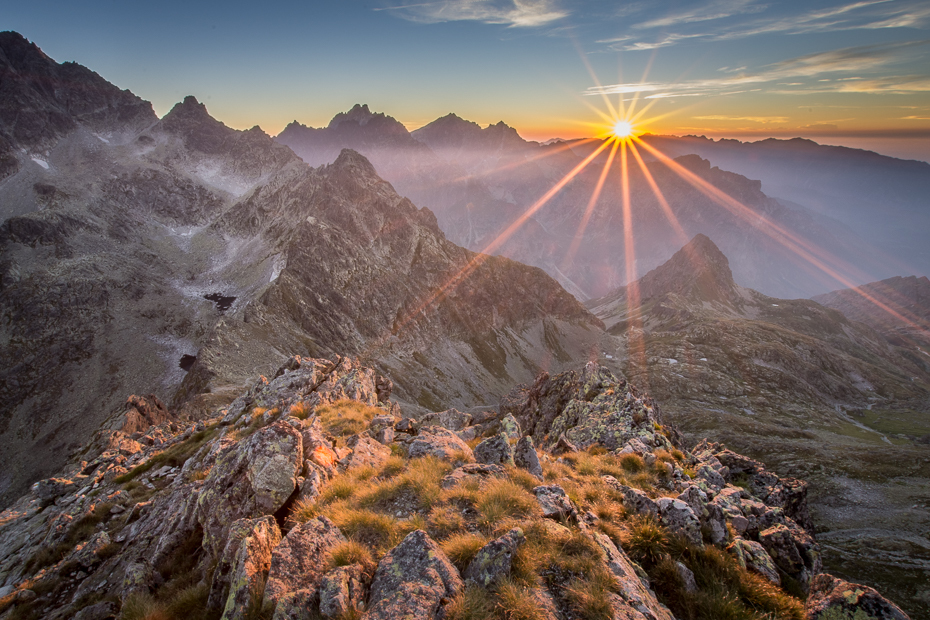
[270,253,287,282]
[700,357,708,362]
[667,358,678,364]
[31,157,49,170]
[771,303,779,307]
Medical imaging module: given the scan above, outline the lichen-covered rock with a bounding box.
[514,436,543,479]
[441,463,506,489]
[499,414,522,439]
[270,588,315,620]
[533,485,575,520]
[263,516,347,613]
[656,497,702,546]
[340,433,391,471]
[677,485,727,544]
[805,573,910,620]
[31,477,77,507]
[70,531,111,569]
[73,601,118,620]
[407,426,473,462]
[727,538,780,585]
[759,520,821,590]
[210,518,271,610]
[500,362,671,453]
[464,527,524,588]
[603,475,659,517]
[198,420,303,555]
[221,517,282,620]
[366,530,463,620]
[421,409,472,431]
[473,433,514,466]
[590,531,676,620]
[319,563,368,618]
[675,562,698,593]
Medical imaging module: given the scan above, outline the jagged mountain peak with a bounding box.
[327,103,406,133]
[635,233,739,305]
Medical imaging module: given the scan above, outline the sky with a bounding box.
[6,0,930,160]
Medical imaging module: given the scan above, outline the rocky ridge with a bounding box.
[0,356,910,619]
[587,234,930,616]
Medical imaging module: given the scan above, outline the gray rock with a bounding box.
[421,409,472,431]
[727,538,780,585]
[73,602,118,620]
[319,563,368,618]
[675,562,697,593]
[263,517,347,613]
[270,589,315,620]
[514,436,543,479]
[499,414,522,439]
[463,527,524,588]
[441,463,506,489]
[589,531,676,620]
[366,530,463,620]
[221,517,283,620]
[408,426,473,463]
[805,573,910,620]
[603,475,659,517]
[473,433,514,466]
[197,420,303,555]
[341,433,391,471]
[655,498,702,546]
[533,485,575,520]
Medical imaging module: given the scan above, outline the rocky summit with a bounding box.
[0,356,912,619]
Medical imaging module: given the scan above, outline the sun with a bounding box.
[612,120,634,139]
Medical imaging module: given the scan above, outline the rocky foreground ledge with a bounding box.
[0,357,910,620]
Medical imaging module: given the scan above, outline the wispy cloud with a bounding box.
[377,0,568,27]
[587,40,930,97]
[694,115,789,123]
[611,0,930,51]
[634,0,766,30]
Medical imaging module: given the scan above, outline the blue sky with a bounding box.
[6,0,930,158]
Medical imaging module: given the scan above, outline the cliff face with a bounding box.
[0,357,910,619]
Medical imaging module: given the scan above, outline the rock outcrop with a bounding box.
[0,358,912,620]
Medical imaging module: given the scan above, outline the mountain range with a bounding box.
[1,30,929,617]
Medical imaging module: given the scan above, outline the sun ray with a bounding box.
[383,139,613,342]
[627,140,690,246]
[634,136,925,332]
[563,138,621,269]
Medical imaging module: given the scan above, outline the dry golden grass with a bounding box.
[476,478,542,531]
[440,532,489,573]
[318,399,382,437]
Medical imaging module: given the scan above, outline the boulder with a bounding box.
[319,563,368,618]
[408,426,473,462]
[655,498,702,546]
[805,573,910,620]
[366,530,463,620]
[759,520,821,590]
[499,413,522,439]
[340,433,391,471]
[263,517,347,613]
[421,409,472,431]
[220,517,282,620]
[727,538,780,585]
[441,463,506,489]
[73,602,118,620]
[473,433,514,466]
[270,589,315,620]
[533,485,575,521]
[463,527,524,588]
[603,475,659,517]
[198,420,303,555]
[590,531,676,620]
[514,436,543,479]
